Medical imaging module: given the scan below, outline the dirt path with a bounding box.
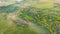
[7,13,29,25]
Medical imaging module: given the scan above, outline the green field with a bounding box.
[0,0,60,34]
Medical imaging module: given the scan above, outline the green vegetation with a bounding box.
[17,6,60,34]
[0,0,60,34]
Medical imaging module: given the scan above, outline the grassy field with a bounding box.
[0,0,60,34]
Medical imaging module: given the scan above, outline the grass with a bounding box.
[0,0,60,34]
